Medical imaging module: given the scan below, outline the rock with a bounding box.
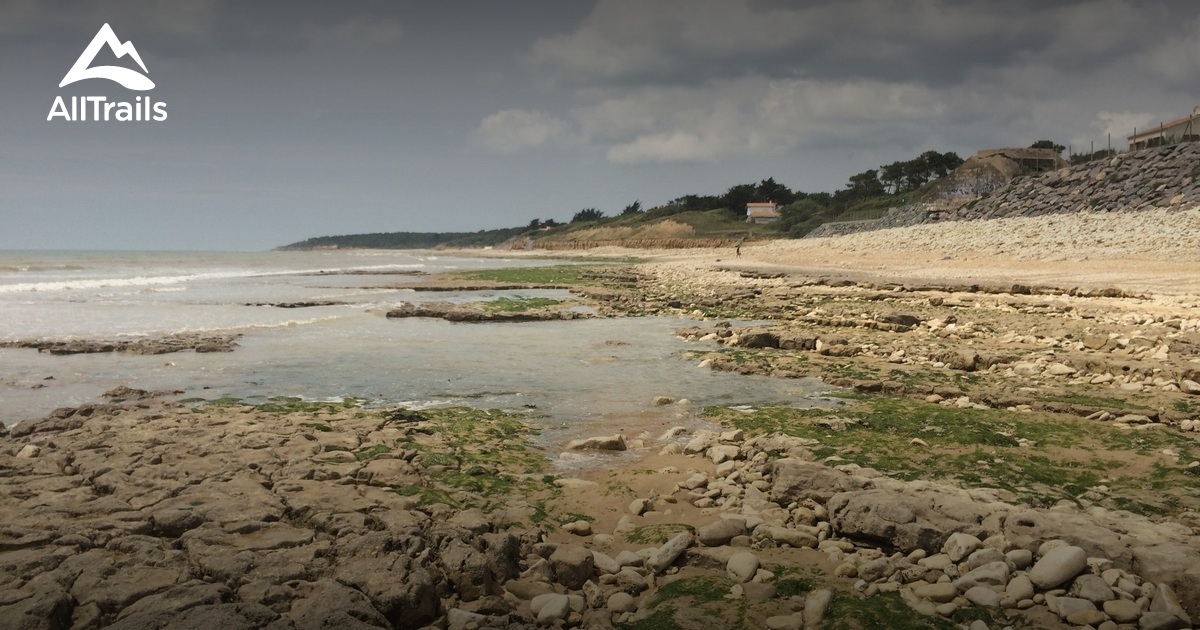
[708,445,740,464]
[697,519,747,547]
[565,434,626,451]
[1149,583,1192,626]
[287,579,390,629]
[1139,611,1188,630]
[647,532,694,574]
[1104,599,1143,623]
[755,525,817,549]
[615,551,643,568]
[1072,574,1115,602]
[550,545,595,590]
[651,396,676,406]
[965,547,1005,570]
[766,614,804,630]
[914,582,959,603]
[447,608,488,630]
[881,313,922,327]
[1029,545,1088,590]
[943,532,982,562]
[629,498,650,516]
[1005,574,1034,602]
[726,552,760,583]
[828,487,992,553]
[1054,596,1097,620]
[15,444,41,458]
[1047,363,1077,376]
[505,579,555,601]
[1066,609,1108,626]
[954,561,1009,591]
[533,593,571,625]
[770,459,872,503]
[1181,380,1200,395]
[562,521,592,536]
[964,586,1001,607]
[742,582,777,602]
[607,591,636,613]
[592,551,621,576]
[1006,549,1033,570]
[803,589,833,630]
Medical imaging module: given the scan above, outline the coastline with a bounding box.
[3,218,1200,629]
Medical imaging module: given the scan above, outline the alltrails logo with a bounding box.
[47,24,167,122]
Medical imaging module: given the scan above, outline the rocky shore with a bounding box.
[0,334,241,356]
[4,232,1200,629]
[1,388,1196,630]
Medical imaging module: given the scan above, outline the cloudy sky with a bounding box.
[2,0,1199,250]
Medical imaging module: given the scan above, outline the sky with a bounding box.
[2,0,1199,251]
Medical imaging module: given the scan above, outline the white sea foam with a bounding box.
[0,263,426,294]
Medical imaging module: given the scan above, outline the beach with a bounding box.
[2,211,1200,629]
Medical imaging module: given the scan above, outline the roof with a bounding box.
[1128,111,1200,141]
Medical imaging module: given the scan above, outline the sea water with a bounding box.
[0,251,829,450]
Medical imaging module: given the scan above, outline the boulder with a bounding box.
[828,487,990,552]
[943,532,982,562]
[647,532,694,574]
[1029,546,1088,590]
[770,460,872,504]
[726,552,759,583]
[549,545,594,590]
[697,519,747,547]
[565,435,626,452]
[953,561,1009,592]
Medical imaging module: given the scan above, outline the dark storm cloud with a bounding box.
[529,0,1190,88]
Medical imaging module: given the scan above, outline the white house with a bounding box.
[746,202,780,224]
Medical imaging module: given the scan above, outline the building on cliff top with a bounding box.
[746,202,780,224]
[1128,106,1200,150]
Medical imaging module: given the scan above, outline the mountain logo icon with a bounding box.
[59,23,155,91]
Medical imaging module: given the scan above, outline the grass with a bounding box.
[704,397,1200,514]
[625,523,696,545]
[456,265,605,286]
[826,592,956,630]
[188,395,360,415]
[1037,394,1151,410]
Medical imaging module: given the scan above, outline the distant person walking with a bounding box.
[735,235,746,257]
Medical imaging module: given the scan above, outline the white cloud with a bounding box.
[475,109,570,154]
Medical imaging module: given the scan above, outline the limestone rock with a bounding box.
[697,518,747,547]
[550,545,595,590]
[565,434,626,451]
[647,532,694,574]
[943,532,982,562]
[726,552,760,583]
[1029,546,1088,590]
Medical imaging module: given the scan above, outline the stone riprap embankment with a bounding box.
[939,143,1200,222]
[807,142,1200,239]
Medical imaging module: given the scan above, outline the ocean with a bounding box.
[0,250,827,454]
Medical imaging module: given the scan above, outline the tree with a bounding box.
[1030,140,1065,155]
[527,218,541,231]
[571,208,604,223]
[846,169,885,198]
[621,201,643,215]
[722,183,757,215]
[754,177,796,205]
